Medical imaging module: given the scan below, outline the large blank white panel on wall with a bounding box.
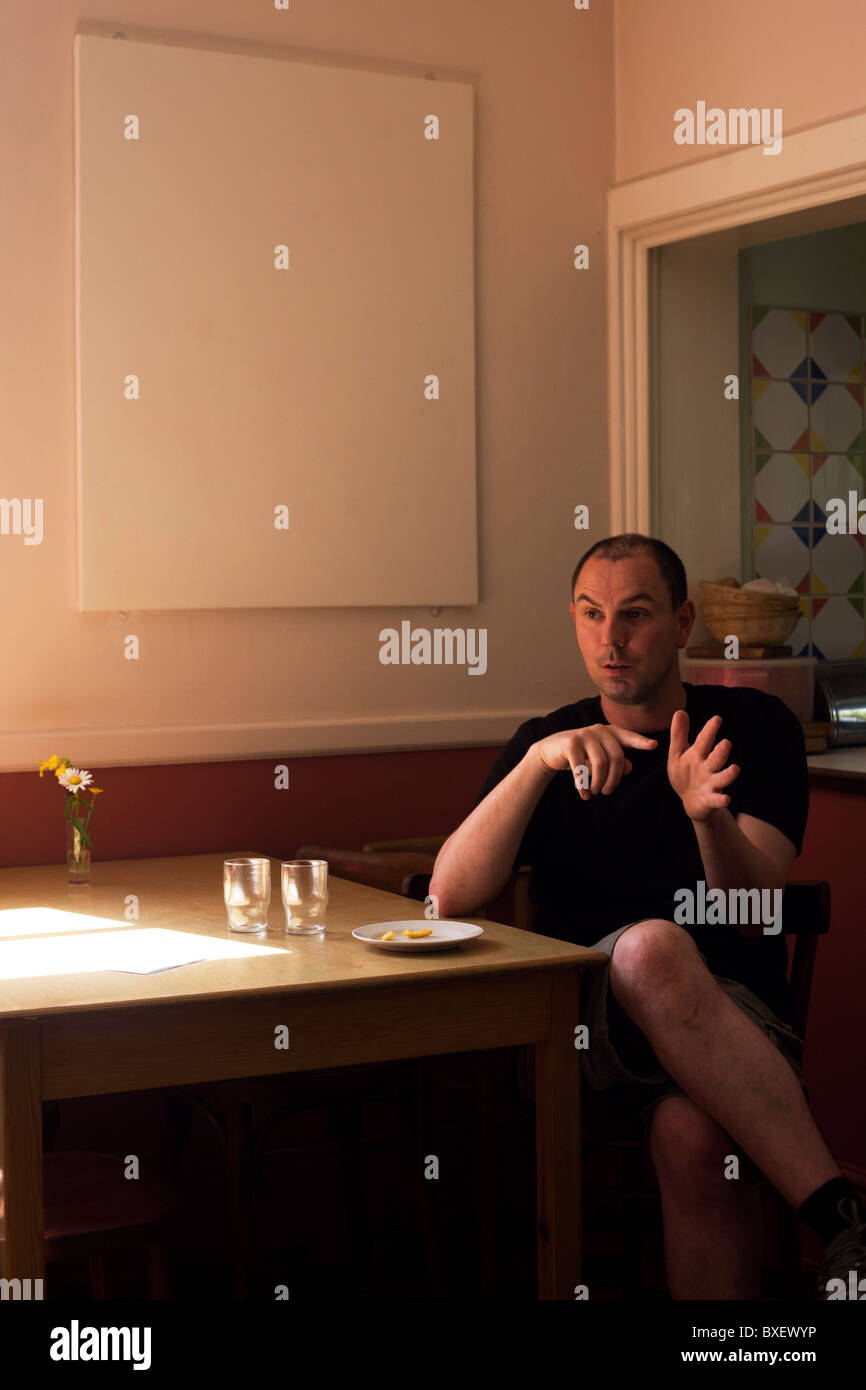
[74,33,477,611]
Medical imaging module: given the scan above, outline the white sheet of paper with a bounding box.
[0,927,283,979]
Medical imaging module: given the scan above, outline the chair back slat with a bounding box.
[779,881,830,936]
[781,882,830,1043]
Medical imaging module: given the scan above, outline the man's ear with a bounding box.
[676,598,697,648]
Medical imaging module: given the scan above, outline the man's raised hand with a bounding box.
[534,724,659,802]
[667,710,740,822]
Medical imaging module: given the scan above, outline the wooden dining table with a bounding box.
[0,851,606,1299]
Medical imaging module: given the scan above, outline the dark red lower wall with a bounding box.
[12,747,499,869]
[9,749,865,1200]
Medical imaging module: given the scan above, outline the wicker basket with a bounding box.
[698,580,800,645]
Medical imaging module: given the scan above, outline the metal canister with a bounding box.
[813,661,866,747]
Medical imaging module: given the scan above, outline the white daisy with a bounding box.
[57,766,93,792]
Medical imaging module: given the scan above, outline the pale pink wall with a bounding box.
[615,0,866,183]
[0,2,614,772]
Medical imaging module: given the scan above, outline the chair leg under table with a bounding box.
[225,1101,253,1299]
[331,1096,376,1280]
[414,1058,445,1296]
[472,1051,500,1297]
[88,1253,110,1299]
[145,1240,174,1299]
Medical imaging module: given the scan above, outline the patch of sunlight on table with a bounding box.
[0,926,284,979]
[0,907,129,938]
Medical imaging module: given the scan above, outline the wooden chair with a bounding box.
[295,844,440,899]
[166,1063,439,1296]
[482,877,831,1299]
[363,836,450,857]
[0,1148,179,1298]
[578,881,829,1297]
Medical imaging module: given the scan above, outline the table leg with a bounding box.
[535,968,581,1300]
[0,1021,44,1283]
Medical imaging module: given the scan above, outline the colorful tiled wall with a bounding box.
[751,307,865,658]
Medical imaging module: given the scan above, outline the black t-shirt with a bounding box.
[473,682,809,1023]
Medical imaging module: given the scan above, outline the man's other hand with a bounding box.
[667,710,740,822]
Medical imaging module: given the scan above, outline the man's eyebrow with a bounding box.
[574,591,658,607]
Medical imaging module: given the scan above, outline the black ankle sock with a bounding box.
[798,1177,860,1246]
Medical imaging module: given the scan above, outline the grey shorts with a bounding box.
[578,920,809,1172]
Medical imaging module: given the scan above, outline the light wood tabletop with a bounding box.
[0,851,606,1299]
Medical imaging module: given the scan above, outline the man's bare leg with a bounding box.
[649,1095,764,1298]
[609,920,840,1209]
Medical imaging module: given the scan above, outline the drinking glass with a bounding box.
[223,857,271,932]
[281,859,328,934]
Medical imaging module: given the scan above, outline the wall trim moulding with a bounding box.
[608,110,866,536]
[0,711,545,773]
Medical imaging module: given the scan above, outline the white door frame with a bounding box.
[608,112,866,534]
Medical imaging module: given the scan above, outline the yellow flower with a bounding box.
[38,754,61,778]
[89,787,104,796]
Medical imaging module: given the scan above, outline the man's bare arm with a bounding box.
[693,809,797,939]
[667,711,799,938]
[428,746,554,918]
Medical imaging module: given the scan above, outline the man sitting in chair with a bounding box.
[429,532,865,1300]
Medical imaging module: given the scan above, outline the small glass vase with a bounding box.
[66,821,91,885]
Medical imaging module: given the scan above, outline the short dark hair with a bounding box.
[570,533,688,611]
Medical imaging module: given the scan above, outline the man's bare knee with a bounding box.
[610,919,703,1020]
[649,1096,739,1197]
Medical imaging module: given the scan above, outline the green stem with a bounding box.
[64,794,92,849]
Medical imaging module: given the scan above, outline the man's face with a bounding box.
[569,552,694,707]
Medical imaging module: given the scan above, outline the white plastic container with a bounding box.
[680,656,817,722]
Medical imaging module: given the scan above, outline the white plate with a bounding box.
[352,920,484,952]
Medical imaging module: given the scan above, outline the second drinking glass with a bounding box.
[281,859,328,934]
